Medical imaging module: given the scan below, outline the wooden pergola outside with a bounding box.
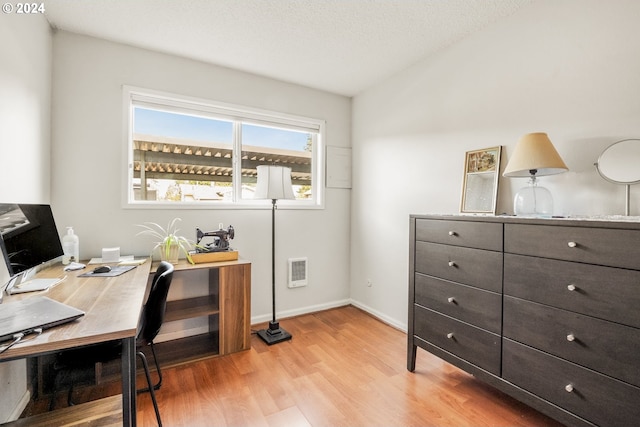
[132,134,311,200]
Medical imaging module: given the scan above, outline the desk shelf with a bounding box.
[152,259,251,361]
[165,295,219,322]
[142,332,220,367]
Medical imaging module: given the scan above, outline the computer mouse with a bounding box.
[92,265,111,274]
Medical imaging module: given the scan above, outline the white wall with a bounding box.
[350,0,640,330]
[0,14,52,202]
[50,32,352,324]
[0,11,52,423]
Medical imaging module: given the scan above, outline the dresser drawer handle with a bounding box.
[565,384,574,393]
[567,284,577,291]
[566,333,576,342]
[567,241,577,248]
[448,231,457,236]
[448,261,456,267]
[446,333,454,339]
[447,297,456,304]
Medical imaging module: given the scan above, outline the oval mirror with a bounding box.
[595,139,640,184]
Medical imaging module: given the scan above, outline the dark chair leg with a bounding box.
[149,341,163,390]
[49,389,56,411]
[137,341,162,392]
[49,373,77,410]
[137,350,162,427]
[67,384,75,406]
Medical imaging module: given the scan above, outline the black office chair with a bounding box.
[137,261,174,392]
[51,261,174,426]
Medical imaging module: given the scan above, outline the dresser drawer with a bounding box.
[504,224,640,270]
[415,241,502,292]
[415,219,502,251]
[504,296,640,387]
[504,253,640,329]
[503,339,640,427]
[414,305,500,375]
[415,273,501,333]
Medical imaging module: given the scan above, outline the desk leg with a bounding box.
[122,337,137,427]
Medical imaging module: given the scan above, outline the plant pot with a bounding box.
[160,244,180,264]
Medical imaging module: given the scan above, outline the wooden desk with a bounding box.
[0,260,151,427]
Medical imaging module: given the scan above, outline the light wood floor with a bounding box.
[42,306,566,426]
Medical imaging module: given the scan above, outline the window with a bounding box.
[123,87,324,208]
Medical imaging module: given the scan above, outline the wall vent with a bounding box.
[288,257,308,288]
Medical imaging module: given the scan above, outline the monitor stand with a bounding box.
[2,258,62,301]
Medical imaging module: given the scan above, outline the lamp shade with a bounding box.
[254,165,295,200]
[503,132,568,177]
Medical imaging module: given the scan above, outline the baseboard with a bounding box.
[250,298,407,334]
[251,298,351,325]
[157,298,405,341]
[349,300,407,332]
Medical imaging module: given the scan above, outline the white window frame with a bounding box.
[122,86,325,209]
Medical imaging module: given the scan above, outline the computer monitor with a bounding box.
[0,203,64,277]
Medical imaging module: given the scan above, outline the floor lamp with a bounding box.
[254,165,295,345]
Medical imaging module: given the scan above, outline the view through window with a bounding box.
[125,88,323,207]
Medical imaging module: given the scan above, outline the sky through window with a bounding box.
[134,108,309,150]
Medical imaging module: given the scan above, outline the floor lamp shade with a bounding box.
[503,133,568,216]
[255,165,295,200]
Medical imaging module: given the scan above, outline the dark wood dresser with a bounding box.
[408,214,640,427]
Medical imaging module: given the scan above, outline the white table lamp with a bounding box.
[503,132,568,216]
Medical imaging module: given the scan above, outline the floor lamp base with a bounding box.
[257,321,292,345]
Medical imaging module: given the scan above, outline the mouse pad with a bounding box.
[78,265,136,277]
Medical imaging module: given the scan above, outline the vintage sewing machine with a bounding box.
[195,225,235,253]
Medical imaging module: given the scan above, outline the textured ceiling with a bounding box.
[43,0,533,96]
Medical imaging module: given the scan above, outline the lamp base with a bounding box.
[514,176,554,217]
[257,321,292,345]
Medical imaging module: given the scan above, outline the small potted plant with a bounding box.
[136,218,194,264]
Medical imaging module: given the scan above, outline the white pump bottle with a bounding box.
[62,227,80,265]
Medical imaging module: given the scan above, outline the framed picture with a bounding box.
[460,146,502,214]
